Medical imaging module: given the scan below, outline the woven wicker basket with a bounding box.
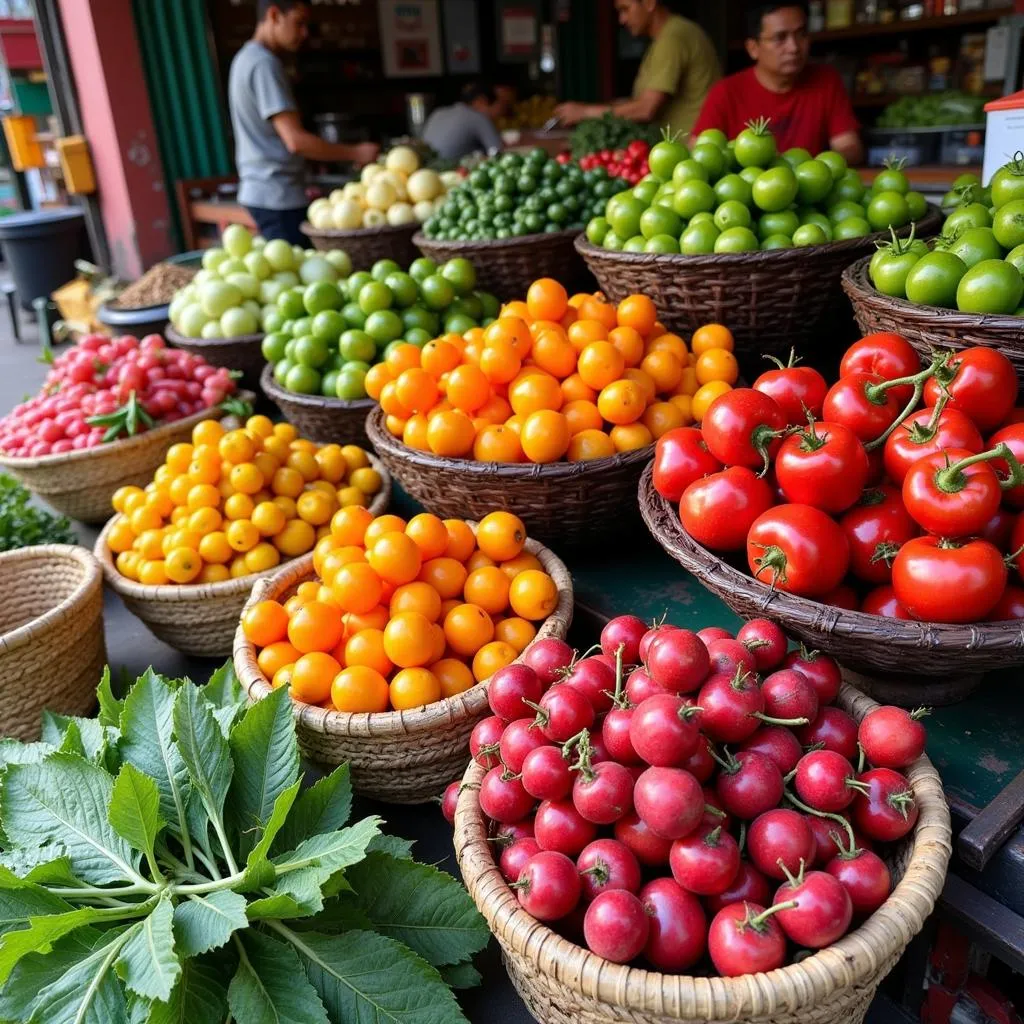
[366,405,651,548]
[0,394,255,525]
[0,545,106,740]
[412,229,591,299]
[300,221,420,268]
[93,454,390,657]
[454,682,951,1024]
[575,207,942,366]
[260,364,375,445]
[232,524,573,803]
[638,463,1023,706]
[165,326,266,393]
[842,256,1024,378]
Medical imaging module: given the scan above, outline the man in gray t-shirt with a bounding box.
[227,0,378,244]
[423,83,504,162]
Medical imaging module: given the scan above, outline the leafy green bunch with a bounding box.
[569,112,661,159]
[0,476,75,552]
[0,665,488,1023]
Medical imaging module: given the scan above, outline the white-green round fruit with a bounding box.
[363,209,386,228]
[242,298,261,320]
[259,279,286,305]
[331,198,363,230]
[324,249,352,276]
[273,270,300,288]
[291,245,305,264]
[225,272,259,300]
[192,269,213,287]
[413,200,434,222]
[366,179,398,211]
[361,162,383,184]
[200,279,242,318]
[408,168,443,203]
[243,251,271,280]
[222,223,253,259]
[310,204,334,230]
[308,197,332,224]
[386,145,420,176]
[177,303,208,337]
[220,306,259,337]
[299,256,338,285]
[387,202,416,226]
[201,320,223,339]
[168,293,188,323]
[252,235,265,250]
[218,258,246,278]
[263,238,295,272]
[202,247,228,272]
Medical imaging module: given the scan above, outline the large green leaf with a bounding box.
[0,928,101,1020]
[28,925,132,1024]
[343,853,488,968]
[145,955,228,1024]
[116,894,179,1002]
[0,741,53,769]
[0,753,139,884]
[0,884,72,934]
[108,764,164,865]
[272,816,380,883]
[42,713,108,763]
[289,928,468,1024]
[367,834,415,860]
[118,671,191,842]
[172,890,247,958]
[228,688,300,858]
[172,686,232,826]
[272,765,351,856]
[0,905,105,983]
[246,867,324,921]
[439,962,482,990]
[241,779,301,891]
[96,667,123,729]
[227,930,329,1024]
[200,662,244,710]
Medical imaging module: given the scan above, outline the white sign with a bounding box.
[379,0,443,78]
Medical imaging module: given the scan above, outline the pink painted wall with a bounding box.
[56,0,173,277]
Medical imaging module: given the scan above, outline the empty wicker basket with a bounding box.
[165,326,266,393]
[301,221,420,268]
[261,364,375,445]
[454,682,951,1024]
[0,545,106,740]
[233,524,573,803]
[93,454,390,657]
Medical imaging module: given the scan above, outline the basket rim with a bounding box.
[639,461,1024,646]
[165,326,264,348]
[575,203,941,268]
[300,219,419,241]
[232,521,573,737]
[842,254,1024,330]
[260,363,376,413]
[366,404,654,480]
[91,449,390,604]
[411,226,582,254]
[453,681,951,1018]
[0,544,102,656]
[0,389,258,472]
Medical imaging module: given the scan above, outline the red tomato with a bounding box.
[652,427,722,503]
[774,421,869,514]
[679,466,775,552]
[821,372,905,446]
[901,447,1002,538]
[989,584,1024,620]
[980,507,1016,550]
[840,485,919,584]
[883,407,983,485]
[701,389,788,471]
[892,536,1007,623]
[820,583,859,610]
[840,333,920,404]
[752,362,828,425]
[746,504,850,598]
[861,585,912,619]
[924,347,1019,434]
[988,423,1024,509]
[1011,513,1024,581]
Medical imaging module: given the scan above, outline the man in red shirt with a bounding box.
[692,3,863,164]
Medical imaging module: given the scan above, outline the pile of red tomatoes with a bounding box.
[444,614,925,976]
[0,333,239,458]
[653,333,1024,624]
[559,140,651,186]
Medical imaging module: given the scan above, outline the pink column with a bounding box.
[55,0,173,278]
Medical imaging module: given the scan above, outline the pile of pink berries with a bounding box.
[443,614,928,976]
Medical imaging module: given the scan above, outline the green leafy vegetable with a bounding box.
[0,476,75,552]
[569,112,660,158]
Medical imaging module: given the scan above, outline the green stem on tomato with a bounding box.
[934,442,1024,493]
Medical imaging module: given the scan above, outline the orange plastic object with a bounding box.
[56,135,96,194]
[3,114,43,170]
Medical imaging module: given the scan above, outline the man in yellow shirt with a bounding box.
[555,1,719,137]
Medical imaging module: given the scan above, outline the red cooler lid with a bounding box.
[985,90,1024,112]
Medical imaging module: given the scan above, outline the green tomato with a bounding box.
[871,249,921,297]
[673,180,716,219]
[587,216,610,245]
[341,301,366,330]
[364,309,403,343]
[734,122,777,168]
[792,223,828,247]
[339,329,376,363]
[261,307,285,334]
[649,138,689,181]
[993,200,1024,249]
[956,258,1024,313]
[867,191,910,231]
[871,166,910,195]
[603,231,625,251]
[370,259,401,283]
[632,180,660,205]
[444,312,477,334]
[761,233,794,250]
[752,166,798,213]
[335,368,368,400]
[273,358,294,385]
[477,291,499,319]
[944,202,992,234]
[644,234,680,253]
[714,200,752,232]
[358,280,393,315]
[691,143,727,181]
[672,159,709,186]
[291,316,313,339]
[714,226,759,253]
[285,363,321,395]
[905,191,928,222]
[640,205,682,240]
[800,211,833,240]
[1006,243,1024,274]
[781,147,813,170]
[382,272,418,309]
[401,306,439,337]
[607,192,646,239]
[713,174,751,206]
[420,274,456,310]
[441,257,477,295]
[680,221,720,254]
[817,150,848,182]
[793,159,833,205]
[905,251,967,307]
[320,371,339,397]
[830,170,867,206]
[829,200,866,224]
[948,226,1004,269]
[261,331,288,362]
[990,159,1024,208]
[623,235,647,252]
[833,217,872,240]
[695,128,728,150]
[409,257,437,283]
[757,210,799,238]
[690,210,715,227]
[738,166,763,186]
[293,334,330,368]
[405,327,431,346]
[311,309,345,343]
[276,288,306,321]
[347,271,373,297]
[953,172,981,191]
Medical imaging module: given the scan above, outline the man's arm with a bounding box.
[554,90,666,126]
[824,69,863,166]
[271,111,378,164]
[830,130,864,167]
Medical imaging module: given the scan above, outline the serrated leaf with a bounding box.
[118,671,191,843]
[367,833,415,860]
[172,686,232,827]
[242,780,301,891]
[272,816,380,883]
[0,740,54,769]
[116,894,179,1002]
[109,764,164,864]
[0,753,139,884]
[227,930,329,1024]
[211,704,240,738]
[42,713,107,763]
[0,904,106,984]
[290,899,372,934]
[97,667,123,729]
[289,928,467,1024]
[343,853,488,967]
[0,846,78,881]
[439,961,482,990]
[246,867,324,921]
[145,954,228,1024]
[272,765,351,857]
[172,890,247,958]
[0,927,101,1020]
[228,688,300,859]
[28,925,131,1024]
[200,662,243,710]
[0,885,73,935]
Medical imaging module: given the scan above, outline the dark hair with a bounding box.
[746,2,809,40]
[460,82,497,105]
[257,0,306,20]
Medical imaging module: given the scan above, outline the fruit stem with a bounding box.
[738,821,747,856]
[934,442,1024,494]
[754,712,810,728]
[857,742,866,774]
[750,543,789,590]
[746,899,798,932]
[709,745,739,773]
[830,827,864,861]
[705,826,723,847]
[869,541,901,568]
[911,707,932,721]
[762,349,802,371]
[776,857,806,888]
[887,788,916,820]
[607,643,629,709]
[704,802,727,820]
[561,728,589,759]
[784,790,858,850]
[863,354,943,409]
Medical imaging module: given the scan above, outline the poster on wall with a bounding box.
[442,0,481,74]
[498,2,539,61]
[379,0,443,78]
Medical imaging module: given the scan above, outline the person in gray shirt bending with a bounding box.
[423,83,504,162]
[228,0,378,244]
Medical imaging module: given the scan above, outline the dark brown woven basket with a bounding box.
[165,325,265,393]
[576,207,942,364]
[260,364,374,445]
[366,405,651,548]
[842,255,1024,379]
[412,228,590,299]
[638,462,1024,706]
[300,220,419,268]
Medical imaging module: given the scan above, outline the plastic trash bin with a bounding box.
[0,207,84,311]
